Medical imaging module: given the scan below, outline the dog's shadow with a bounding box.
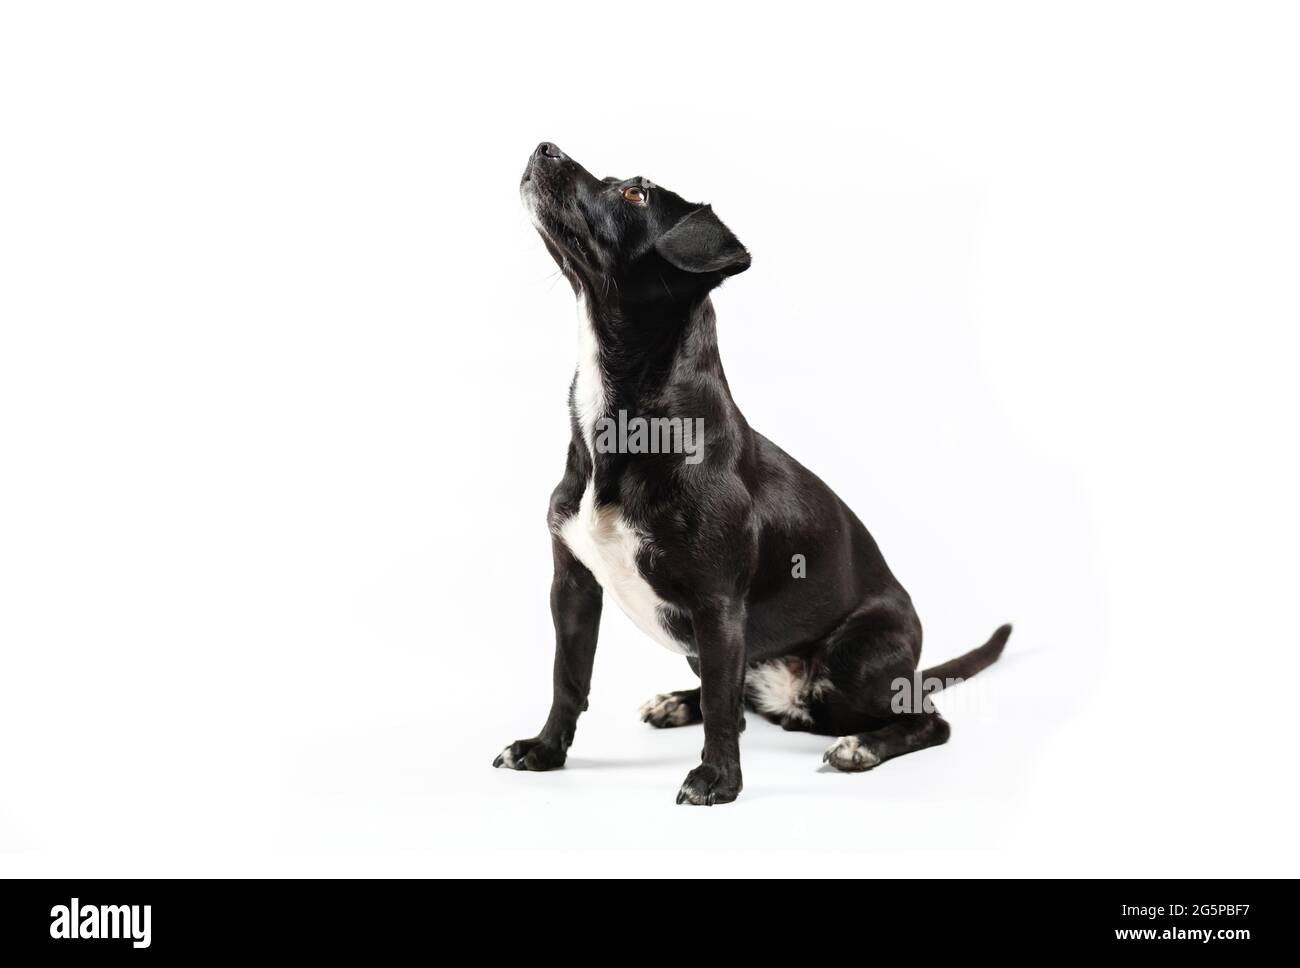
[563,755,685,771]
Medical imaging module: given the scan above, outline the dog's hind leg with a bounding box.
[640,654,703,728]
[639,688,702,728]
[822,712,951,772]
[810,599,1007,771]
[797,592,953,769]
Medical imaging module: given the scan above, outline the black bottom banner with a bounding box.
[0,878,1282,957]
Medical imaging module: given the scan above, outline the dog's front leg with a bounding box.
[493,540,602,772]
[676,601,746,805]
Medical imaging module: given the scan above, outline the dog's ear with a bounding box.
[655,206,751,277]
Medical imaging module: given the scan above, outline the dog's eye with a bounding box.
[622,186,646,204]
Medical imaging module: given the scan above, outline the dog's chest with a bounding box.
[559,292,689,655]
[557,486,688,655]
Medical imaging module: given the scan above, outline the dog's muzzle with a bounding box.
[521,141,577,191]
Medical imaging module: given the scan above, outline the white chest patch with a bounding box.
[558,486,689,655]
[559,291,688,655]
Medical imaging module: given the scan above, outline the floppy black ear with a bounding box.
[655,205,751,276]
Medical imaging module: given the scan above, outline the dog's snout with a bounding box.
[522,142,576,195]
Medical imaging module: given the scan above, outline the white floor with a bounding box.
[5,550,1293,878]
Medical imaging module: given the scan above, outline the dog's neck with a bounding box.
[578,287,726,396]
[571,287,733,456]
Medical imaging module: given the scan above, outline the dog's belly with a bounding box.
[557,486,689,655]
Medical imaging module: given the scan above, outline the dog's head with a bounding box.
[520,142,750,304]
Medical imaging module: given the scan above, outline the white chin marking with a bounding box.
[823,735,882,772]
[522,185,544,231]
[744,657,830,726]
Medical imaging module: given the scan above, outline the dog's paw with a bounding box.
[493,737,566,772]
[675,762,742,806]
[639,691,700,728]
[822,735,882,773]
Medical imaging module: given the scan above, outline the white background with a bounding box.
[2,2,1297,878]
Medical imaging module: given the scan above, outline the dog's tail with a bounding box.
[920,623,1012,688]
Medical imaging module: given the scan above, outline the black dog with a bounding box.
[496,142,1011,805]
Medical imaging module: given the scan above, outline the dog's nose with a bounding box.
[536,142,564,160]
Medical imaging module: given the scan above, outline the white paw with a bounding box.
[823,735,882,772]
[639,693,692,727]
